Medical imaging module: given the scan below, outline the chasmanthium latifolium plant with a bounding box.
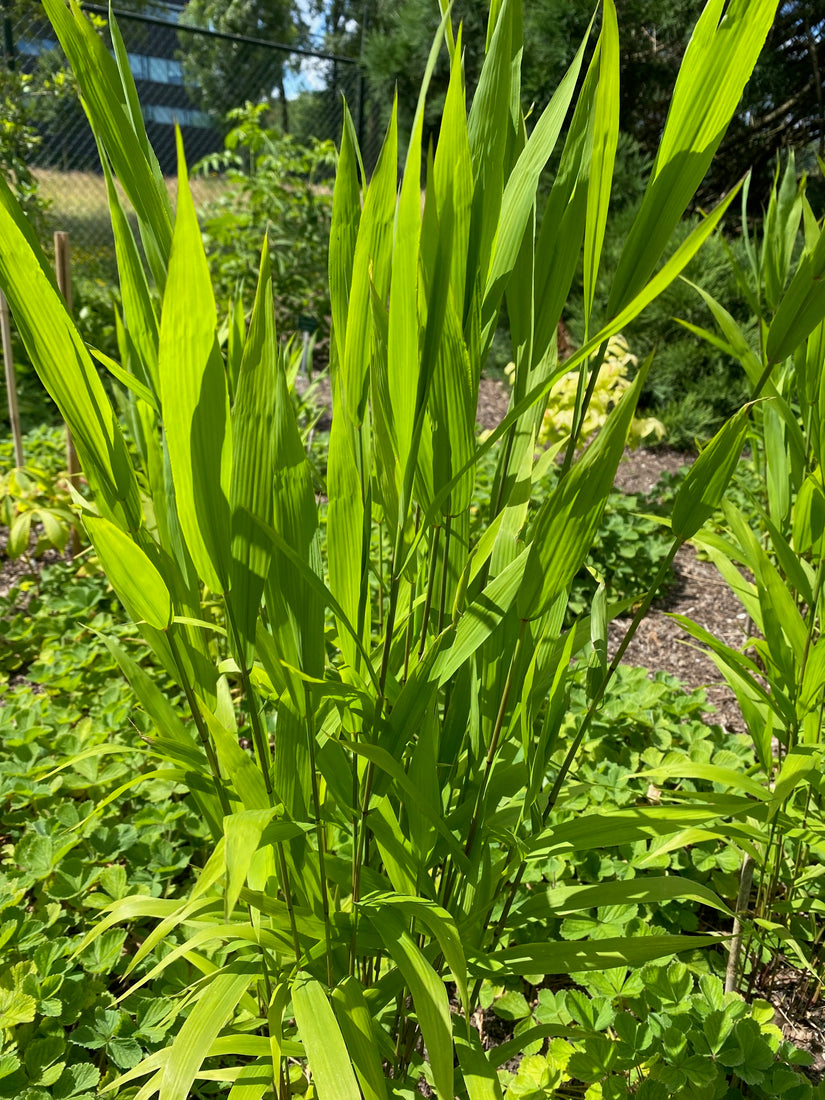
[2,0,819,1096]
[652,156,825,1000]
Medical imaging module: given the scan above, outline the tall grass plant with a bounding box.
[1,1,816,1097]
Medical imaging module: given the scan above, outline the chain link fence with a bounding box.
[4,1,380,269]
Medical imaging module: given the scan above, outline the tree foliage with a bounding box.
[179,0,306,124]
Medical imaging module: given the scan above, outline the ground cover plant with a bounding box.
[4,0,825,1098]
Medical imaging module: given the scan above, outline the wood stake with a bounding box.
[0,290,23,468]
[54,231,81,557]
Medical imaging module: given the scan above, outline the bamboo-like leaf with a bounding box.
[84,515,172,629]
[223,808,280,920]
[516,875,733,921]
[671,404,751,541]
[530,799,759,857]
[608,0,778,315]
[159,960,257,1100]
[41,0,173,285]
[292,974,361,1100]
[329,102,361,372]
[482,26,590,332]
[101,156,159,395]
[158,130,232,594]
[340,99,398,424]
[330,978,389,1100]
[767,221,825,363]
[0,176,140,531]
[466,0,520,340]
[229,239,278,657]
[389,14,447,478]
[582,0,619,332]
[433,26,473,343]
[366,905,454,1100]
[516,355,651,621]
[455,1030,504,1100]
[469,935,724,979]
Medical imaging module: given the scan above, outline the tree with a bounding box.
[179,0,307,130]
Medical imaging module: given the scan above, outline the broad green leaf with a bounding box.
[159,960,257,1100]
[671,404,751,541]
[292,974,361,1100]
[84,516,172,630]
[158,130,232,594]
[223,809,280,919]
[0,175,140,531]
[469,935,724,979]
[517,355,651,620]
[608,0,778,314]
[41,0,173,285]
[229,239,278,657]
[366,905,454,1100]
[331,978,388,1100]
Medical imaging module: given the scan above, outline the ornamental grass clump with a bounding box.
[0,0,805,1096]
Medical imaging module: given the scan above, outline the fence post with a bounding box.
[54,230,81,557]
[0,290,23,467]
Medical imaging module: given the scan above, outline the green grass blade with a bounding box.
[292,974,361,1100]
[608,0,778,315]
[516,355,651,621]
[229,239,278,657]
[41,0,173,286]
[366,905,454,1100]
[582,0,619,333]
[83,515,172,630]
[158,130,232,594]
[0,176,140,531]
[159,960,258,1100]
[330,978,389,1100]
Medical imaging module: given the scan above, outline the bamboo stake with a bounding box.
[54,231,80,557]
[0,290,23,468]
